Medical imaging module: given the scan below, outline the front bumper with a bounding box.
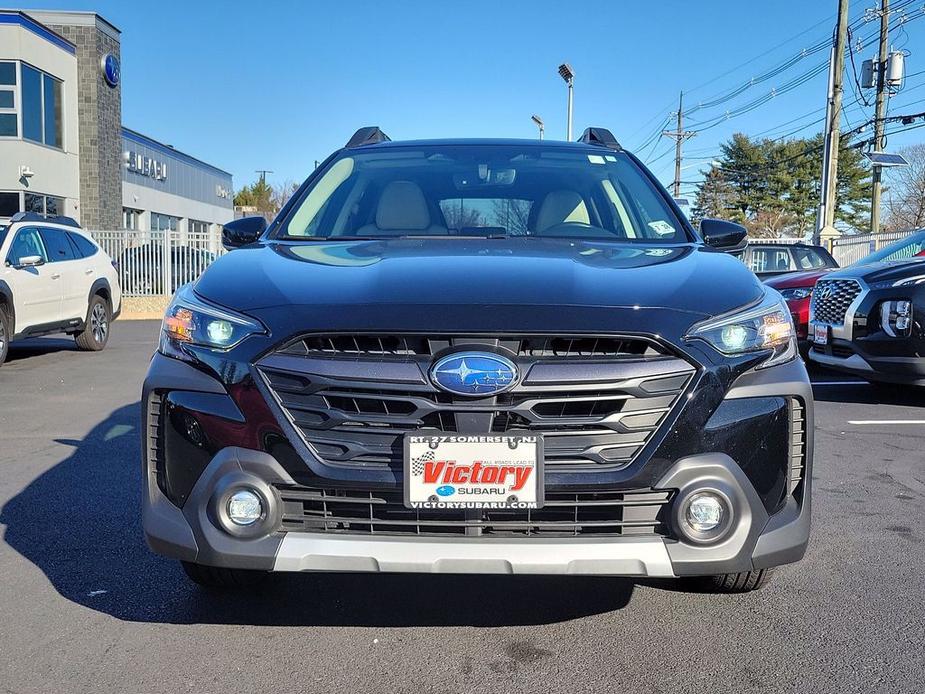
[808,279,925,384]
[144,446,808,577]
[142,348,813,578]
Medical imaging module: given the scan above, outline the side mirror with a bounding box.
[700,218,748,253]
[222,216,267,250]
[16,254,45,268]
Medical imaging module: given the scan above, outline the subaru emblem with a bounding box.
[430,351,518,396]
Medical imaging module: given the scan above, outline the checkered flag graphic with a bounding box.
[412,450,435,476]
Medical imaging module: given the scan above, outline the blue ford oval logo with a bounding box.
[436,485,456,497]
[430,351,518,396]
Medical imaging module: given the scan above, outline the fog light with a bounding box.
[227,489,263,526]
[685,492,725,532]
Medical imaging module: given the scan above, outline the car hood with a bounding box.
[194,238,764,319]
[763,268,834,289]
[828,258,925,284]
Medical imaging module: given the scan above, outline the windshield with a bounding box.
[277,145,690,243]
[856,230,925,264]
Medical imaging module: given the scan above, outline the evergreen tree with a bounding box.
[694,132,871,237]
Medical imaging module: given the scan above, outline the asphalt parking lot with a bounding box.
[1,320,923,694]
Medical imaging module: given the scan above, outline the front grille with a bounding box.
[788,398,806,496]
[276,483,674,537]
[257,334,695,471]
[279,334,668,359]
[811,279,862,325]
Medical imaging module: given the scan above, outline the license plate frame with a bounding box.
[403,432,544,510]
[813,322,829,345]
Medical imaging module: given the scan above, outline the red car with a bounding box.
[764,269,835,353]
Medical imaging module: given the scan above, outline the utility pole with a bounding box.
[816,0,850,245]
[870,0,890,235]
[662,91,696,198]
[255,169,273,185]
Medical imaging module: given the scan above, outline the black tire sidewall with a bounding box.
[0,305,9,366]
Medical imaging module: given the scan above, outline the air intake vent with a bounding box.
[789,398,806,496]
[147,391,166,490]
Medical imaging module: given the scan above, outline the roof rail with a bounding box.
[578,127,622,151]
[346,126,391,148]
[10,211,81,228]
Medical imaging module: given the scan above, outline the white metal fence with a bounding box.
[830,229,915,266]
[90,229,225,297]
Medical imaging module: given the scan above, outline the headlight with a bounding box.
[685,289,796,369]
[880,300,913,337]
[159,284,264,359]
[777,287,812,300]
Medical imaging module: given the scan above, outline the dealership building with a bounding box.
[0,9,233,232]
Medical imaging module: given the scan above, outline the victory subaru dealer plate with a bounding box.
[404,433,544,509]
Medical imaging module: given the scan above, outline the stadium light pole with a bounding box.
[531,114,545,140]
[558,63,574,141]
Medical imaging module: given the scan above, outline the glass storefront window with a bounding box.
[123,208,141,230]
[43,74,62,148]
[0,61,15,138]
[0,192,19,218]
[23,192,65,216]
[151,213,179,232]
[188,219,209,235]
[20,63,63,149]
[22,64,41,143]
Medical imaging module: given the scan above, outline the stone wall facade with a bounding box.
[45,21,121,230]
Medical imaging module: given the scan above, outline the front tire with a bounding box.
[75,295,110,351]
[180,561,268,589]
[702,569,774,593]
[0,304,9,367]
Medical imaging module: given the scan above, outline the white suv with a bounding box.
[0,212,122,367]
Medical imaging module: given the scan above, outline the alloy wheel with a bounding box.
[91,303,108,344]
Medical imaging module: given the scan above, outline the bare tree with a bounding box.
[272,180,301,214]
[485,199,529,234]
[443,203,484,230]
[884,144,925,231]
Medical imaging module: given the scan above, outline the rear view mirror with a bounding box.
[222,216,268,250]
[16,254,44,268]
[700,218,748,253]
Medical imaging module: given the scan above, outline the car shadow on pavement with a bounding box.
[811,380,925,407]
[0,403,634,627]
[6,337,78,363]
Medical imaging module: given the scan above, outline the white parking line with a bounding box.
[811,380,869,386]
[847,420,925,425]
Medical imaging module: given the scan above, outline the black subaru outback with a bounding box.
[142,127,813,593]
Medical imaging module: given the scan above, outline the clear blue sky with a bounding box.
[15,0,925,195]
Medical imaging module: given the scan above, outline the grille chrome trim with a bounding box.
[279,333,670,359]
